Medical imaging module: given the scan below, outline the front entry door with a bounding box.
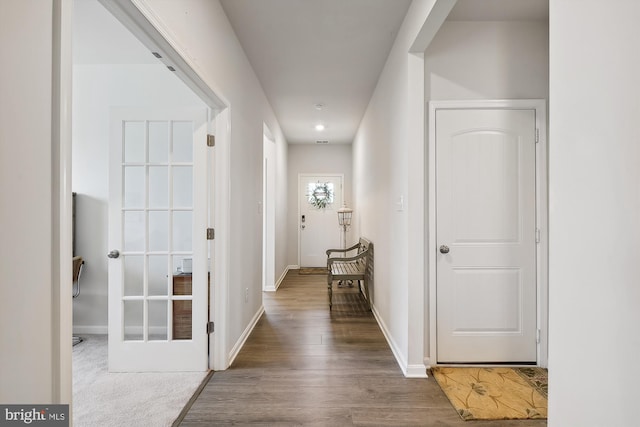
[108,108,208,372]
[299,175,343,267]
[436,108,537,363]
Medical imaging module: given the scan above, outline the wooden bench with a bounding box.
[326,237,372,310]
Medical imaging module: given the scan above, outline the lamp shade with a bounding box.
[337,204,353,226]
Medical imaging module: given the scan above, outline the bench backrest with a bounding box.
[359,238,374,284]
[358,237,371,255]
[357,238,373,273]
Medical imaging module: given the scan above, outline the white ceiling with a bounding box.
[447,0,548,22]
[74,0,548,144]
[220,0,412,145]
[220,0,547,145]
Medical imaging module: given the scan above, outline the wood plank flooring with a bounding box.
[179,271,546,426]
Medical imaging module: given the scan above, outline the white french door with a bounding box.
[435,107,538,363]
[108,108,208,372]
[299,175,343,267]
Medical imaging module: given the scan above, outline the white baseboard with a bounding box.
[424,357,432,372]
[268,265,298,291]
[227,305,265,367]
[405,364,429,378]
[371,305,426,378]
[265,265,298,292]
[74,325,107,335]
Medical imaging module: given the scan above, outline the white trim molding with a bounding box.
[100,0,227,111]
[73,326,108,335]
[212,107,231,371]
[371,305,428,378]
[406,50,428,381]
[227,305,264,368]
[269,265,298,292]
[53,0,74,405]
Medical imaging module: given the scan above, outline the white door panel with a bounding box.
[436,108,537,363]
[299,175,342,267]
[108,108,208,372]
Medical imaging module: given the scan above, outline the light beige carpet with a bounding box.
[431,367,548,421]
[73,335,207,427]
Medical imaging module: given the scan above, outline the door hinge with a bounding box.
[207,321,214,334]
[535,128,540,143]
[536,228,541,243]
[207,134,215,147]
[536,328,541,344]
[207,228,215,240]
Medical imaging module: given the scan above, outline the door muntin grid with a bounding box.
[121,120,194,341]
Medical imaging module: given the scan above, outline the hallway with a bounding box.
[179,271,546,426]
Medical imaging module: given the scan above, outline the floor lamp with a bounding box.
[337,203,353,287]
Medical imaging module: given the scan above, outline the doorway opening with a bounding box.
[262,125,276,291]
[68,0,231,419]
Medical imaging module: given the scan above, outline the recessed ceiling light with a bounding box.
[315,124,325,131]
[314,103,324,110]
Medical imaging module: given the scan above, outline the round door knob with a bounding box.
[439,245,450,254]
[107,250,120,259]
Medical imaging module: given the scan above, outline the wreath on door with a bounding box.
[308,182,333,209]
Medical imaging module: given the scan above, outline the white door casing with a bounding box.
[430,101,547,364]
[299,174,343,268]
[108,107,208,372]
[263,133,276,291]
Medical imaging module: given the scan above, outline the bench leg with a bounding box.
[361,279,371,311]
[327,276,333,310]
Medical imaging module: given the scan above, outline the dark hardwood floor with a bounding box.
[179,271,546,426]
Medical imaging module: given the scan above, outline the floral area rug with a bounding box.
[431,367,547,421]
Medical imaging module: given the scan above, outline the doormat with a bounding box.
[431,367,547,421]
[298,267,327,275]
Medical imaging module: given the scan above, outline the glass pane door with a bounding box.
[121,120,195,342]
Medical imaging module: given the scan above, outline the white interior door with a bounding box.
[436,108,537,363]
[299,175,343,267]
[108,107,208,372]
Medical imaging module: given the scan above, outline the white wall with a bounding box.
[352,0,439,375]
[353,4,549,375]
[72,64,207,332]
[0,0,57,403]
[425,21,549,100]
[548,1,640,425]
[141,0,287,362]
[286,144,353,266]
